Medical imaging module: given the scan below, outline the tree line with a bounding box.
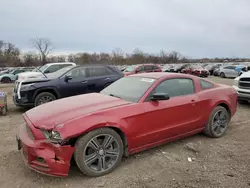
[0,38,249,67]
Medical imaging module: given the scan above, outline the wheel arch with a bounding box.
[67,125,129,157]
[32,87,60,101]
[214,102,231,117]
[1,76,11,82]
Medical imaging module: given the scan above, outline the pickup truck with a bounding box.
[233,71,250,103]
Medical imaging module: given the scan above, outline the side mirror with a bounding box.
[64,75,72,82]
[151,93,170,101]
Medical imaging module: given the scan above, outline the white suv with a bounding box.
[233,71,250,103]
[17,62,76,81]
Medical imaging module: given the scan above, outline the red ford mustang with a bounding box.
[16,73,238,177]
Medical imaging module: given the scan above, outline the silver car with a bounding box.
[219,65,239,78]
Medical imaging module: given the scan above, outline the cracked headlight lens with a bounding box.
[42,130,61,141]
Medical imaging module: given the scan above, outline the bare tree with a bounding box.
[31,38,53,64]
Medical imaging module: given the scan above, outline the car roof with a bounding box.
[128,72,196,79]
[46,62,76,65]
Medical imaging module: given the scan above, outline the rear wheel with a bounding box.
[34,92,56,107]
[204,106,230,138]
[1,77,11,83]
[74,128,124,177]
[220,72,226,78]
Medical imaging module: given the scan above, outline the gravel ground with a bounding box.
[0,76,249,188]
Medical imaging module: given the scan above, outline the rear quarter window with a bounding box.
[200,80,214,90]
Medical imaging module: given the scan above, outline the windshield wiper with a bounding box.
[109,94,121,99]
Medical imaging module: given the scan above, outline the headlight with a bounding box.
[41,130,61,141]
[20,84,35,91]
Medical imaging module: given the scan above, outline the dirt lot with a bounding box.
[0,77,249,188]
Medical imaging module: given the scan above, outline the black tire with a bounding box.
[74,128,124,177]
[1,77,11,83]
[204,106,230,138]
[34,92,56,107]
[220,72,226,78]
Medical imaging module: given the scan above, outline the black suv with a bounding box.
[13,65,124,107]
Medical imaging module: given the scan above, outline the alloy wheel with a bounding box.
[84,134,120,173]
[211,110,228,136]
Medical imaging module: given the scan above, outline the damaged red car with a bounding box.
[182,64,209,77]
[16,73,237,177]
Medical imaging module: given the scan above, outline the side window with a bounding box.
[136,66,144,72]
[145,66,153,71]
[87,67,109,77]
[45,65,61,73]
[106,67,116,74]
[200,80,214,90]
[153,65,160,70]
[60,64,72,69]
[66,67,86,79]
[13,70,23,75]
[224,66,235,70]
[153,78,194,98]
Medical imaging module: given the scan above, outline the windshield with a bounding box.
[9,69,15,74]
[39,64,49,73]
[124,65,137,72]
[100,77,156,102]
[46,66,73,79]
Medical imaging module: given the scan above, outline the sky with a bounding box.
[1,0,250,58]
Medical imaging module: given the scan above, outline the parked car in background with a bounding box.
[219,65,245,78]
[182,65,209,77]
[207,64,222,75]
[16,62,76,81]
[162,65,174,72]
[123,64,162,76]
[213,68,220,76]
[13,64,124,107]
[233,71,250,103]
[16,72,237,177]
[0,68,33,83]
[169,64,190,73]
[238,65,250,76]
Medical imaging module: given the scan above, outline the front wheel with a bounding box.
[204,106,230,138]
[220,72,226,78]
[1,77,11,83]
[74,128,124,177]
[34,92,56,107]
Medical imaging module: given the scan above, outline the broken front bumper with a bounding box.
[16,123,75,177]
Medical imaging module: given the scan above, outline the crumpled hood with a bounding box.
[25,93,131,130]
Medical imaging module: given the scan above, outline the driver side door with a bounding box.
[58,67,88,98]
[139,78,201,146]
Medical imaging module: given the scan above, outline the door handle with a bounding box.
[81,80,88,83]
